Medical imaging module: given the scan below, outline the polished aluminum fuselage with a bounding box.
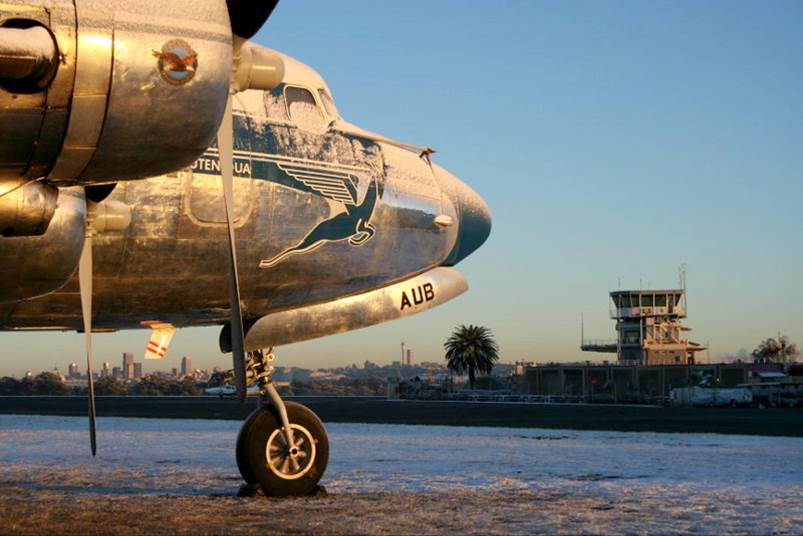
[0,96,487,332]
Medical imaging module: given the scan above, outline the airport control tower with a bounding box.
[582,289,705,365]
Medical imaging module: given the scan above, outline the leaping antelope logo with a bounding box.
[259,160,382,268]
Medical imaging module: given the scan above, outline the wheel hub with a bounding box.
[265,423,316,480]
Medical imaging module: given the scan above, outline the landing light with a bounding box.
[434,214,455,228]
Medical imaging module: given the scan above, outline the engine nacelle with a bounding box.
[0,0,233,183]
[0,187,85,304]
[0,178,58,236]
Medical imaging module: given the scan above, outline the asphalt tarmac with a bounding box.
[1,396,801,436]
[1,415,801,535]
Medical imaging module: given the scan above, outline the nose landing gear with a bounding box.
[235,349,329,496]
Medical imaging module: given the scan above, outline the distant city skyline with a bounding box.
[12,349,461,380]
[1,1,801,376]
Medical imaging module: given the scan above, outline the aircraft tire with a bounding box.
[246,402,329,497]
[236,407,262,484]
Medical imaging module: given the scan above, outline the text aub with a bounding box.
[400,283,435,311]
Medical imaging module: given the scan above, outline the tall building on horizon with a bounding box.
[122,352,135,379]
[405,349,415,367]
[67,362,79,378]
[181,356,192,377]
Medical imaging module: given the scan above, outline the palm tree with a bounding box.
[444,325,499,390]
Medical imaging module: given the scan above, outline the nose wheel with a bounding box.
[235,350,329,496]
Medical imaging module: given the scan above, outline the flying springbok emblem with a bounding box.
[259,160,382,268]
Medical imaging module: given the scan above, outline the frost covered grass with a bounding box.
[0,415,801,534]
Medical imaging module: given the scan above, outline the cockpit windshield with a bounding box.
[318,89,339,118]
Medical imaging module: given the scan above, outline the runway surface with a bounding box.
[0,415,801,535]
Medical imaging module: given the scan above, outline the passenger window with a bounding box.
[284,86,326,132]
[318,89,339,118]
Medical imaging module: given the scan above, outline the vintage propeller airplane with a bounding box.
[0,0,490,496]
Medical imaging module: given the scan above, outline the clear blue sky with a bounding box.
[4,0,802,376]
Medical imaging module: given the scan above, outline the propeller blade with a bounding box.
[217,94,247,403]
[226,0,280,40]
[78,232,97,456]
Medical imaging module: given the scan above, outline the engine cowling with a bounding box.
[0,187,85,304]
[0,0,233,183]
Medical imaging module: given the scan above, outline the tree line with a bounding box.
[0,373,201,396]
[0,372,387,397]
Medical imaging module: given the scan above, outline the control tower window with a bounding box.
[641,295,654,307]
[655,294,667,307]
[318,89,339,118]
[284,86,326,132]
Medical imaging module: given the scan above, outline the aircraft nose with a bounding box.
[435,166,492,266]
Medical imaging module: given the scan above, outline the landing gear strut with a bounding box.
[235,349,329,496]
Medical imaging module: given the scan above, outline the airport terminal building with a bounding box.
[521,362,753,402]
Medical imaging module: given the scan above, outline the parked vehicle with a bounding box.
[737,382,802,408]
[670,386,752,407]
[205,384,259,399]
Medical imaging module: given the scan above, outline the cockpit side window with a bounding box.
[264,86,289,121]
[318,89,339,119]
[284,86,327,132]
